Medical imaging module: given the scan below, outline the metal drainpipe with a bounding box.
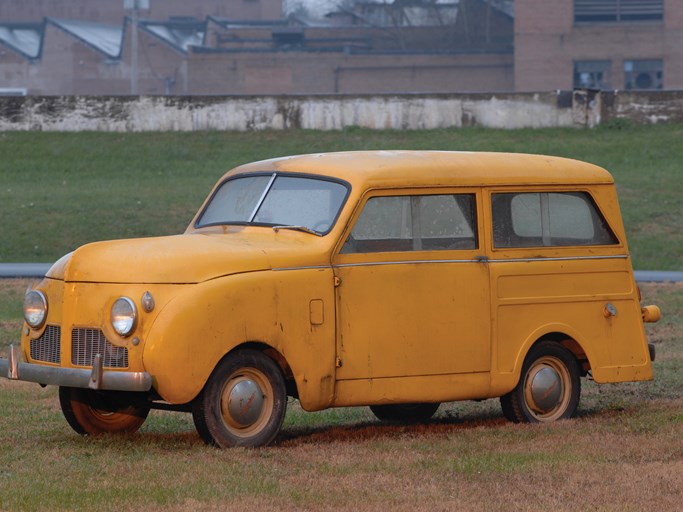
[130,7,138,95]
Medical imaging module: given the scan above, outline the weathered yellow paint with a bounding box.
[309,299,324,326]
[141,268,337,409]
[20,151,657,413]
[333,260,490,380]
[641,305,661,323]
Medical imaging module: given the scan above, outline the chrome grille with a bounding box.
[71,328,129,368]
[30,325,61,364]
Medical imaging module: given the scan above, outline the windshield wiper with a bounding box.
[272,225,323,237]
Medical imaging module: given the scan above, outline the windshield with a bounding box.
[196,173,350,234]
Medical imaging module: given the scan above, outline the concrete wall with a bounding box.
[0,90,681,132]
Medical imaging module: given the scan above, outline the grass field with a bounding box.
[0,125,681,510]
[0,123,681,270]
[0,280,680,511]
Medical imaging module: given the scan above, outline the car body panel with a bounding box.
[8,151,654,416]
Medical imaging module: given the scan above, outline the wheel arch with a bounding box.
[539,333,590,376]
[511,325,594,383]
[500,339,582,423]
[191,345,289,448]
[207,341,299,401]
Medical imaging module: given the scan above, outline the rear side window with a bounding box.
[342,194,477,253]
[492,192,618,248]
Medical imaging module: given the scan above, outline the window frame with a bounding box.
[574,0,663,24]
[624,59,663,90]
[334,188,483,261]
[194,171,351,235]
[573,60,612,90]
[488,188,621,251]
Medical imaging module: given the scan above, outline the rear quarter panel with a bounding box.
[485,184,653,392]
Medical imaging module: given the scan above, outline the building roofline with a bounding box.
[46,17,127,59]
[207,16,293,28]
[138,18,208,54]
[0,21,45,60]
[190,45,513,56]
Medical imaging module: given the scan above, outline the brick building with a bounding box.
[190,5,514,95]
[0,1,680,95]
[515,0,680,91]
[0,0,282,24]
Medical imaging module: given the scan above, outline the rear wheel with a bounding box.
[370,402,440,423]
[192,350,287,448]
[500,341,581,423]
[58,387,149,435]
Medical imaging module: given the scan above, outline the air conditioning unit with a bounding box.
[627,71,663,90]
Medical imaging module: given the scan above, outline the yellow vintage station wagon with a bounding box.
[1,151,660,447]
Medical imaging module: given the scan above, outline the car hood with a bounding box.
[46,231,325,284]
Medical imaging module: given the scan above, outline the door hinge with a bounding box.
[335,357,343,368]
[334,276,342,287]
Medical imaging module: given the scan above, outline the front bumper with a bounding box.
[0,345,152,392]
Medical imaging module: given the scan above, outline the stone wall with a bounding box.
[0,90,681,132]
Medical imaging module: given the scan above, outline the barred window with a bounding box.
[574,60,612,89]
[574,0,663,23]
[624,59,663,90]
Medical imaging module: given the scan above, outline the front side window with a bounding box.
[342,194,477,253]
[196,173,349,234]
[492,192,618,248]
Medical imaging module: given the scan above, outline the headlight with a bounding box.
[111,297,137,336]
[24,290,48,328]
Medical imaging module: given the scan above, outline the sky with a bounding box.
[284,0,341,18]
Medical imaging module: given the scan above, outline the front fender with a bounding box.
[143,269,336,409]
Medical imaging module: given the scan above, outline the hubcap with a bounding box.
[529,366,563,413]
[224,378,264,428]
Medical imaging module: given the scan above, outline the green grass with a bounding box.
[0,124,681,269]
[0,124,680,510]
[0,281,680,511]
[0,279,29,352]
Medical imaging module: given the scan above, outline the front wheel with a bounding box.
[192,350,287,448]
[500,341,581,423]
[58,387,150,435]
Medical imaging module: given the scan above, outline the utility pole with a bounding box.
[124,0,150,95]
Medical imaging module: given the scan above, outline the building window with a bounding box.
[624,60,663,89]
[574,0,663,23]
[574,60,612,89]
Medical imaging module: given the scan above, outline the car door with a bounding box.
[332,190,490,381]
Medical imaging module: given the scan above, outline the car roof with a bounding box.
[225,151,614,188]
